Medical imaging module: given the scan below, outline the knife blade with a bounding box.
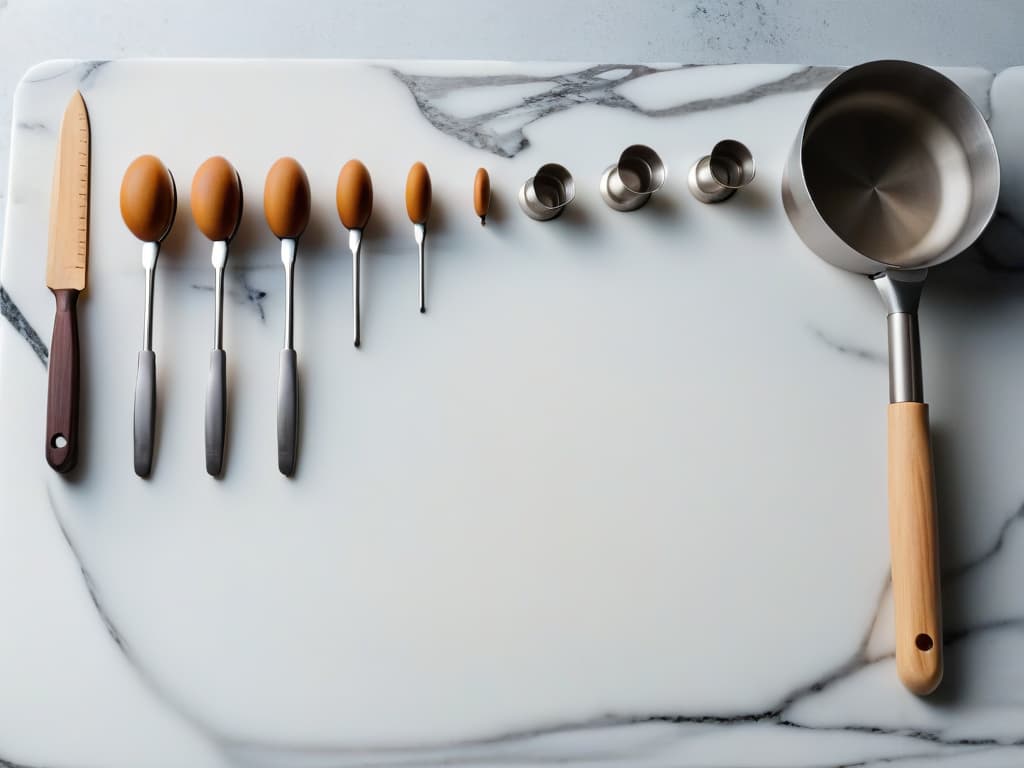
[45,90,90,473]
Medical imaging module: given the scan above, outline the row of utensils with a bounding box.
[119,142,757,479]
[522,140,755,219]
[122,154,444,477]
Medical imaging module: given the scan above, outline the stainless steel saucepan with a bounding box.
[782,60,1000,695]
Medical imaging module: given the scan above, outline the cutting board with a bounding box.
[2,60,1024,768]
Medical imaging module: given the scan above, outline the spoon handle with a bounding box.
[205,349,226,476]
[888,401,942,695]
[277,349,298,476]
[415,223,426,313]
[133,350,156,477]
[351,231,362,348]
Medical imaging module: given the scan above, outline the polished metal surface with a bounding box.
[139,241,160,351]
[213,266,224,350]
[136,236,164,476]
[277,238,299,475]
[210,241,228,351]
[688,140,755,203]
[349,228,362,348]
[886,312,924,404]
[782,60,1000,404]
[280,238,296,350]
[414,222,426,313]
[518,163,575,221]
[874,266,927,315]
[277,348,298,477]
[599,145,666,211]
[207,241,229,477]
[205,348,226,476]
[874,270,926,403]
[133,349,156,477]
[782,60,999,275]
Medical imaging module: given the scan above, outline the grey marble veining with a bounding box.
[190,278,270,323]
[389,64,841,158]
[0,286,45,364]
[44,490,1019,767]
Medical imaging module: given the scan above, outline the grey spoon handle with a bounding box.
[277,348,298,476]
[133,349,156,477]
[205,348,226,476]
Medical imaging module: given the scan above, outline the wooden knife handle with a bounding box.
[888,402,943,695]
[45,288,80,473]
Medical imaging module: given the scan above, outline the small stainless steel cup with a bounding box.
[688,140,755,203]
[599,144,666,211]
[518,163,575,221]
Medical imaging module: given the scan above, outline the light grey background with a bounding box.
[1,0,1022,247]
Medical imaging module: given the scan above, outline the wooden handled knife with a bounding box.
[45,90,90,473]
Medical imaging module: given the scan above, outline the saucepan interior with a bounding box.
[791,60,999,273]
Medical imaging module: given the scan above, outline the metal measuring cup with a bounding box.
[519,164,575,221]
[782,60,1000,695]
[688,140,755,203]
[599,145,666,211]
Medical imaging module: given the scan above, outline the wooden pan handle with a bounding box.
[45,288,80,473]
[888,401,942,694]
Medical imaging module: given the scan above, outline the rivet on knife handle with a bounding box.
[45,90,90,474]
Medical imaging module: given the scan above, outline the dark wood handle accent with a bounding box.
[46,288,80,473]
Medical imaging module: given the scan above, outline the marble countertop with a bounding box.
[2,59,1024,768]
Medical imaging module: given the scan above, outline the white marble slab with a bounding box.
[1,60,1023,767]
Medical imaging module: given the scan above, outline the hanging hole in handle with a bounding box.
[50,434,68,449]
[915,633,934,651]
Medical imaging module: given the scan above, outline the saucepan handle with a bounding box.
[887,401,942,695]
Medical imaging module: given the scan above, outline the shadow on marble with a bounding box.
[225,195,269,271]
[479,183,506,228]
[642,186,685,221]
[725,180,774,219]
[555,198,594,238]
[160,198,197,267]
[293,203,335,263]
[924,219,1024,705]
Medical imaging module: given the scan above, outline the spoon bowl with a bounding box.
[191,156,243,242]
[120,155,176,243]
[264,157,310,240]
